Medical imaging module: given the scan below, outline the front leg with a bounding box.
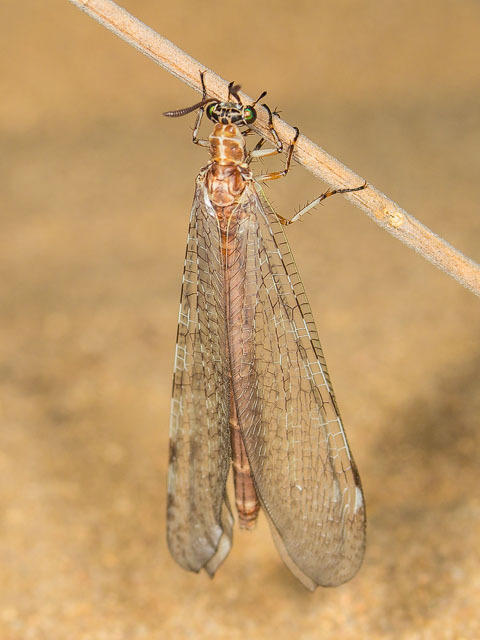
[248,104,285,164]
[192,70,210,148]
[256,126,299,181]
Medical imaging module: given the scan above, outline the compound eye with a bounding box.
[243,106,257,124]
[206,103,217,121]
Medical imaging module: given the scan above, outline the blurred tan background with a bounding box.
[1,0,479,638]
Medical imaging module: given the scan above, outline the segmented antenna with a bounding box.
[163,97,216,118]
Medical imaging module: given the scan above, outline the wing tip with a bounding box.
[203,527,233,577]
[264,501,366,590]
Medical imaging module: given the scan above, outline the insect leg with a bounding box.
[277,180,368,226]
[192,71,210,147]
[255,121,299,178]
[228,81,242,102]
[253,108,367,224]
[249,104,286,163]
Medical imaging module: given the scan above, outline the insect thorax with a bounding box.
[209,123,247,167]
[205,163,249,209]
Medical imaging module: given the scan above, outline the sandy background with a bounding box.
[1,0,480,638]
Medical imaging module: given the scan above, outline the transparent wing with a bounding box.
[228,183,366,589]
[167,177,233,577]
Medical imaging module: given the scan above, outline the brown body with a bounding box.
[206,123,260,528]
[166,88,366,589]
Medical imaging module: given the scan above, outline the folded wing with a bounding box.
[167,178,233,576]
[228,184,366,589]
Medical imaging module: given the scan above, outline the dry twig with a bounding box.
[68,0,480,296]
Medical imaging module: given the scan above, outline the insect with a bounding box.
[163,72,367,590]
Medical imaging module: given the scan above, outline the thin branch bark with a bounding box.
[68,0,480,296]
